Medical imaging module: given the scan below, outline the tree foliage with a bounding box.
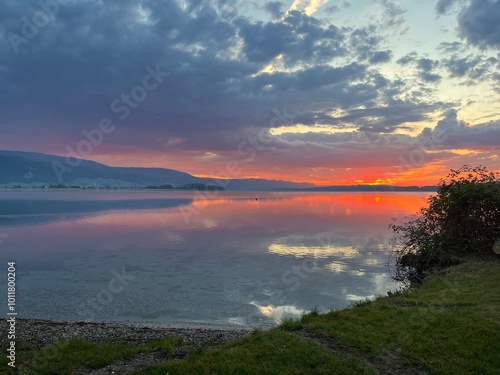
[390,165,500,274]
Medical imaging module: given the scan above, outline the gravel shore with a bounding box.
[1,318,254,374]
[1,318,252,349]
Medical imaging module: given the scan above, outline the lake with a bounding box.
[0,190,431,327]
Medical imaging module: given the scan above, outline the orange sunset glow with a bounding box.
[73,147,494,187]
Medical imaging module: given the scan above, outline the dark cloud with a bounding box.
[436,0,460,15]
[397,52,417,65]
[355,100,445,132]
[380,0,407,31]
[248,63,366,92]
[323,5,341,14]
[348,25,383,61]
[458,0,500,50]
[417,58,442,82]
[437,41,467,53]
[264,1,285,18]
[442,54,498,86]
[430,109,500,148]
[236,10,346,66]
[444,56,479,77]
[417,58,438,72]
[369,50,392,64]
[396,55,442,83]
[0,1,406,131]
[419,72,442,82]
[434,109,462,131]
[419,72,443,83]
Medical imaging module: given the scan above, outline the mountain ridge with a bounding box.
[0,150,315,191]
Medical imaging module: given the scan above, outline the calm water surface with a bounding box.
[0,190,431,327]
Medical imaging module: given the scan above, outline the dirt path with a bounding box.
[295,329,429,375]
[73,345,201,375]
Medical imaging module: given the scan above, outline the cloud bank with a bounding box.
[0,0,498,185]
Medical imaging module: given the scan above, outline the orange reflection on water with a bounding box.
[183,192,433,229]
[3,192,433,253]
[75,192,433,234]
[187,191,431,212]
[285,192,431,214]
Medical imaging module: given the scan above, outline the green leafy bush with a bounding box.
[390,165,500,273]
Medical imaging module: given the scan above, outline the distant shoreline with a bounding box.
[0,186,437,192]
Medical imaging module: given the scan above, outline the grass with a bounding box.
[0,336,184,375]
[133,330,375,375]
[26,339,137,374]
[0,342,30,374]
[2,256,499,374]
[294,256,500,375]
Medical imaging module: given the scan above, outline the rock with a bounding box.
[493,239,500,255]
[176,345,197,358]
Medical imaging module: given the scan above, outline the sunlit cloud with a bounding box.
[304,0,330,16]
[288,0,329,16]
[289,0,310,13]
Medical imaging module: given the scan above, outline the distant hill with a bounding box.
[293,185,437,192]
[0,150,315,191]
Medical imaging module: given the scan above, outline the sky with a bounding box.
[0,0,499,186]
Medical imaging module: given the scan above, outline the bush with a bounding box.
[390,165,500,274]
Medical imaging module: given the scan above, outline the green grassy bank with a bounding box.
[2,256,499,375]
